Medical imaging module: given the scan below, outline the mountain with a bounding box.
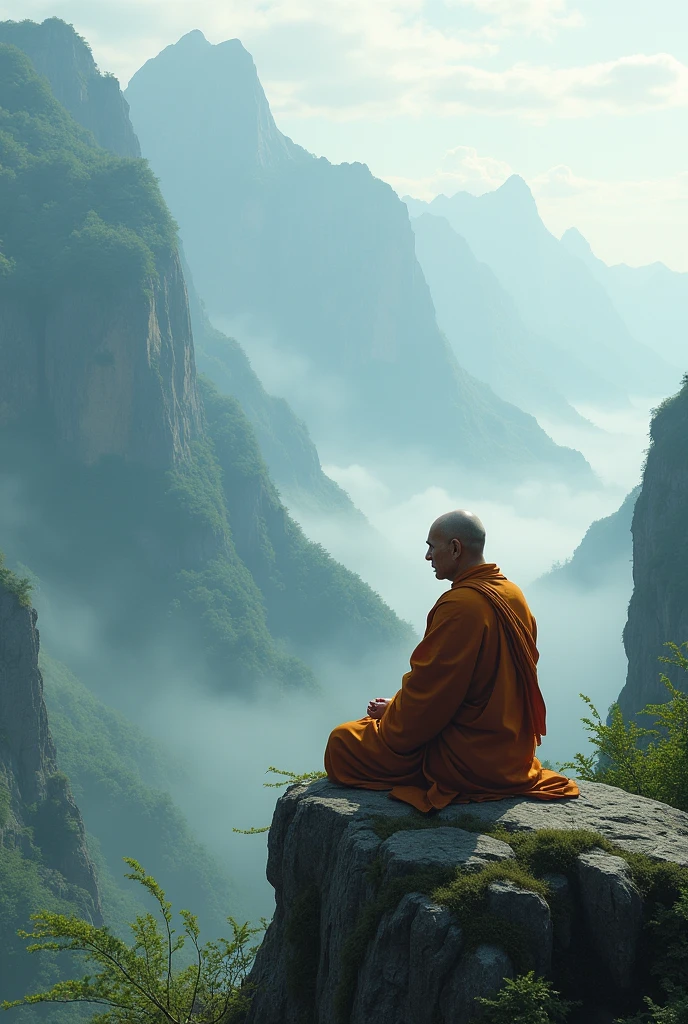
[535,487,639,590]
[411,212,593,428]
[125,31,594,488]
[618,376,688,717]
[6,17,358,522]
[185,262,360,515]
[0,42,411,705]
[0,561,101,1014]
[561,227,688,373]
[406,178,680,406]
[41,652,241,935]
[0,17,140,158]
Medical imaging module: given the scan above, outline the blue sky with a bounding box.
[3,0,687,269]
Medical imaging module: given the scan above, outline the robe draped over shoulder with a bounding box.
[324,563,578,812]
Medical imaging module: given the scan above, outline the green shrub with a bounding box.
[0,552,32,606]
[3,859,261,1023]
[472,971,577,1024]
[562,643,688,810]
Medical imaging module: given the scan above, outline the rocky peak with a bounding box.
[247,779,688,1024]
[0,572,101,922]
[0,17,140,157]
[126,29,306,176]
[560,226,595,263]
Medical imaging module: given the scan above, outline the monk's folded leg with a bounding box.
[325,717,426,791]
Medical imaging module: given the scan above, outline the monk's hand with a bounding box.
[367,697,392,720]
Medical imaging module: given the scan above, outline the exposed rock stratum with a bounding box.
[247,779,688,1024]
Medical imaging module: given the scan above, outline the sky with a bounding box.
[1,0,687,270]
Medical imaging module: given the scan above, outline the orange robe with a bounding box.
[325,563,578,812]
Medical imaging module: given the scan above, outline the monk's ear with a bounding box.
[451,538,462,558]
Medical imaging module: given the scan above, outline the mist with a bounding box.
[107,395,654,923]
[1,12,684,971]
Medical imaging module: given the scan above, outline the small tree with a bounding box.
[2,859,261,1023]
[472,971,576,1024]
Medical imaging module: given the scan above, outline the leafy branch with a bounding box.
[2,858,262,1023]
[232,767,326,835]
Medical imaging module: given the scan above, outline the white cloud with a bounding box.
[387,145,688,273]
[7,1,685,122]
[387,144,512,199]
[531,165,688,271]
[453,0,584,39]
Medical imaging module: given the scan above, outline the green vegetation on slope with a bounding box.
[0,43,174,297]
[0,847,93,1023]
[201,377,413,658]
[41,654,243,936]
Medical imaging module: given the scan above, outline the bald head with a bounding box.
[426,510,486,582]
[432,510,486,553]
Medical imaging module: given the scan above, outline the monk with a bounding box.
[325,510,578,812]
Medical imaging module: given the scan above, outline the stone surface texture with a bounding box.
[619,379,688,718]
[0,250,201,470]
[577,851,643,991]
[246,778,688,1024]
[0,583,101,922]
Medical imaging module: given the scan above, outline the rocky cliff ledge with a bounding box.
[0,578,101,922]
[247,779,688,1024]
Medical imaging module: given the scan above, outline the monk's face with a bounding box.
[425,525,461,581]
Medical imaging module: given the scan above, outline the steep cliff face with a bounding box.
[0,249,201,469]
[0,43,201,469]
[619,379,688,716]
[126,32,594,488]
[0,577,100,915]
[0,43,411,700]
[0,16,140,158]
[0,567,102,1007]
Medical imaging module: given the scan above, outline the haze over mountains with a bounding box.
[561,226,688,372]
[405,182,682,408]
[125,29,593,490]
[0,14,686,999]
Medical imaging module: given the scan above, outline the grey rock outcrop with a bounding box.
[619,377,688,716]
[0,580,101,922]
[577,851,642,991]
[246,778,688,1024]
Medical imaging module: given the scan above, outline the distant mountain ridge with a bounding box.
[411,211,594,429]
[126,30,595,489]
[561,227,688,373]
[406,178,680,406]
